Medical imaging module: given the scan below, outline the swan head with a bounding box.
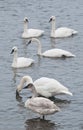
[16,85,21,96]
[26,38,39,45]
[49,16,55,22]
[11,46,18,54]
[27,38,40,45]
[24,17,29,23]
[27,38,42,56]
[16,76,33,95]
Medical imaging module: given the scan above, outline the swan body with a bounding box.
[11,46,34,68]
[16,76,73,97]
[24,83,60,119]
[49,16,78,38]
[22,17,44,38]
[27,38,75,58]
[25,97,60,119]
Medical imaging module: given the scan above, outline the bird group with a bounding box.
[11,16,78,119]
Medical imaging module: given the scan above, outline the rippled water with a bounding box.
[0,0,83,129]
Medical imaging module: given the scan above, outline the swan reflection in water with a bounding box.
[25,118,59,130]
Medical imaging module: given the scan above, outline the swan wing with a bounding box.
[22,29,44,38]
[16,57,34,68]
[43,48,75,57]
[25,97,60,115]
[36,80,72,97]
[34,77,53,86]
[27,29,44,37]
[55,27,77,37]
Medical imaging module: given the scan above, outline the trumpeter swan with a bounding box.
[24,83,60,119]
[27,38,75,58]
[16,75,73,97]
[49,16,78,38]
[11,46,34,68]
[22,17,44,38]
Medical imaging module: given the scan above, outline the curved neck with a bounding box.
[17,76,33,92]
[31,86,38,98]
[21,76,33,86]
[24,22,28,32]
[36,39,42,55]
[33,38,42,55]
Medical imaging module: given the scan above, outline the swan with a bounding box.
[49,16,78,38]
[24,83,60,119]
[27,38,75,58]
[16,75,73,98]
[11,46,34,68]
[22,17,44,38]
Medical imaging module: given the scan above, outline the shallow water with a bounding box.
[0,0,83,129]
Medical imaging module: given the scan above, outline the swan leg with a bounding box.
[42,115,45,120]
[40,115,45,120]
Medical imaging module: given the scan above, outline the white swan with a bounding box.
[49,16,78,38]
[22,17,44,38]
[16,75,73,97]
[11,46,34,68]
[24,83,60,119]
[27,38,75,58]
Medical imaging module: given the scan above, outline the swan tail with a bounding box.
[71,54,76,57]
[64,91,73,96]
[73,30,78,35]
[62,91,73,96]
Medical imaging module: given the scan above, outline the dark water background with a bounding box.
[0,0,83,129]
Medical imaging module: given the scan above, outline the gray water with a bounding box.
[0,0,83,129]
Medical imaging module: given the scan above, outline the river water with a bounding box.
[0,0,83,130]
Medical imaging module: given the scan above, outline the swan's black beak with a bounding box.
[10,49,14,54]
[23,83,34,89]
[49,18,52,22]
[23,85,28,89]
[26,19,28,22]
[16,90,22,102]
[24,18,29,22]
[27,40,32,46]
[16,89,20,96]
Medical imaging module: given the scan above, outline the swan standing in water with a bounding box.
[24,83,60,119]
[27,38,75,58]
[16,75,73,97]
[49,16,78,38]
[22,17,44,38]
[11,46,34,68]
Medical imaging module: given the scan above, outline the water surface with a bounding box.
[0,0,83,130]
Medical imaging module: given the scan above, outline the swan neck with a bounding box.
[51,20,55,34]
[36,40,42,55]
[31,86,38,98]
[18,76,33,92]
[24,22,28,32]
[13,52,17,65]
